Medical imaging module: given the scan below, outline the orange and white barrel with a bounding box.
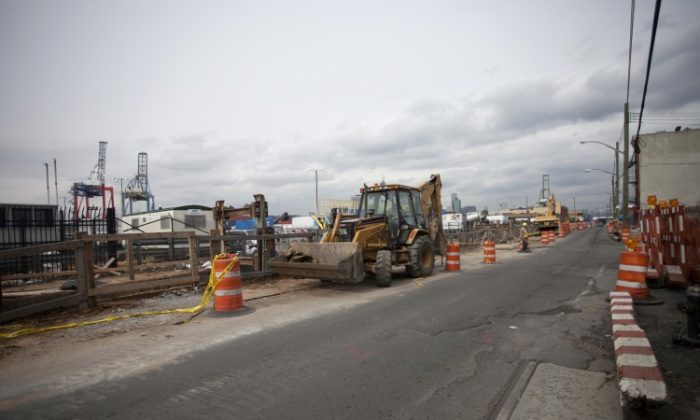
[540,234,549,246]
[483,241,496,264]
[621,226,630,243]
[615,251,650,299]
[214,254,244,312]
[446,243,460,271]
[548,230,555,242]
[558,225,565,238]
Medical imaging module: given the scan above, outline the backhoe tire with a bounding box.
[375,250,392,287]
[406,236,435,278]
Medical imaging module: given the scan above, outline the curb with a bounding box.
[609,291,668,409]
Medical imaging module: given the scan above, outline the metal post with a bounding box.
[127,238,135,280]
[75,234,88,307]
[44,163,50,204]
[254,194,267,273]
[53,158,58,207]
[623,102,630,224]
[106,208,117,267]
[315,170,319,215]
[308,169,326,215]
[188,233,199,288]
[611,174,615,220]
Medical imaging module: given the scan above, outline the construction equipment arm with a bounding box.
[419,174,447,256]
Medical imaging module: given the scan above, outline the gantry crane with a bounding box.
[123,152,155,215]
[70,141,115,220]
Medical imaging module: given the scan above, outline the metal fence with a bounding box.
[0,207,116,276]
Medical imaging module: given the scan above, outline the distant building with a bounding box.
[319,199,357,216]
[450,193,461,213]
[635,128,700,214]
[0,203,61,247]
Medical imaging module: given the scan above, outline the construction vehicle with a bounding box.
[532,175,568,234]
[533,194,560,232]
[270,174,447,287]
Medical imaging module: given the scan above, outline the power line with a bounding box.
[634,0,663,141]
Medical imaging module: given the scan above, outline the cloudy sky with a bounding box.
[1,0,699,216]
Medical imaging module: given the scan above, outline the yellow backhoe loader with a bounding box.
[269,174,446,287]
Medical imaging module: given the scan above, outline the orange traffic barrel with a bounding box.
[446,243,460,271]
[621,226,630,243]
[540,234,549,246]
[558,226,565,238]
[483,241,496,264]
[615,251,650,299]
[214,254,244,312]
[548,230,555,242]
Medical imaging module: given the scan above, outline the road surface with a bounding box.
[2,228,621,419]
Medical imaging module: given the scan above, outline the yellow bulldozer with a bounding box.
[270,174,446,287]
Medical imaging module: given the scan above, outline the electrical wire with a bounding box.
[634,0,663,141]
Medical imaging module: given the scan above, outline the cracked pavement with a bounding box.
[0,228,622,419]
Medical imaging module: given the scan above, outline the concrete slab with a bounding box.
[509,363,621,420]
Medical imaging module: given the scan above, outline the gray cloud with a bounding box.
[1,0,698,216]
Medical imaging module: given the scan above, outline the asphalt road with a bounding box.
[4,228,621,419]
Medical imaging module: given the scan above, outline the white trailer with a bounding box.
[120,205,214,235]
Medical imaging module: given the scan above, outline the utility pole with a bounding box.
[613,141,620,220]
[44,163,50,204]
[308,169,326,215]
[622,0,634,225]
[623,103,629,225]
[53,158,58,207]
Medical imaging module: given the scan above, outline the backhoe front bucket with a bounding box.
[269,242,365,284]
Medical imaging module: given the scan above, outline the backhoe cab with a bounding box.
[270,174,446,287]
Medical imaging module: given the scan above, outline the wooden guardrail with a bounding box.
[0,230,321,322]
[0,232,201,322]
[446,224,521,247]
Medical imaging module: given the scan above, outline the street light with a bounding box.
[585,168,613,175]
[579,140,621,154]
[580,140,622,221]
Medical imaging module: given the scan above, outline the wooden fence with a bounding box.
[2,225,516,322]
[0,230,317,322]
[445,224,521,247]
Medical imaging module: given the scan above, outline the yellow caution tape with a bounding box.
[0,254,238,339]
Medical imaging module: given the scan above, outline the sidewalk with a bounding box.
[628,287,700,419]
[503,362,621,420]
[492,266,624,420]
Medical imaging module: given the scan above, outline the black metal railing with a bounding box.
[0,207,115,276]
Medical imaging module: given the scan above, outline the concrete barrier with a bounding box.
[609,291,667,409]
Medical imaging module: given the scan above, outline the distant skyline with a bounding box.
[1,0,699,215]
